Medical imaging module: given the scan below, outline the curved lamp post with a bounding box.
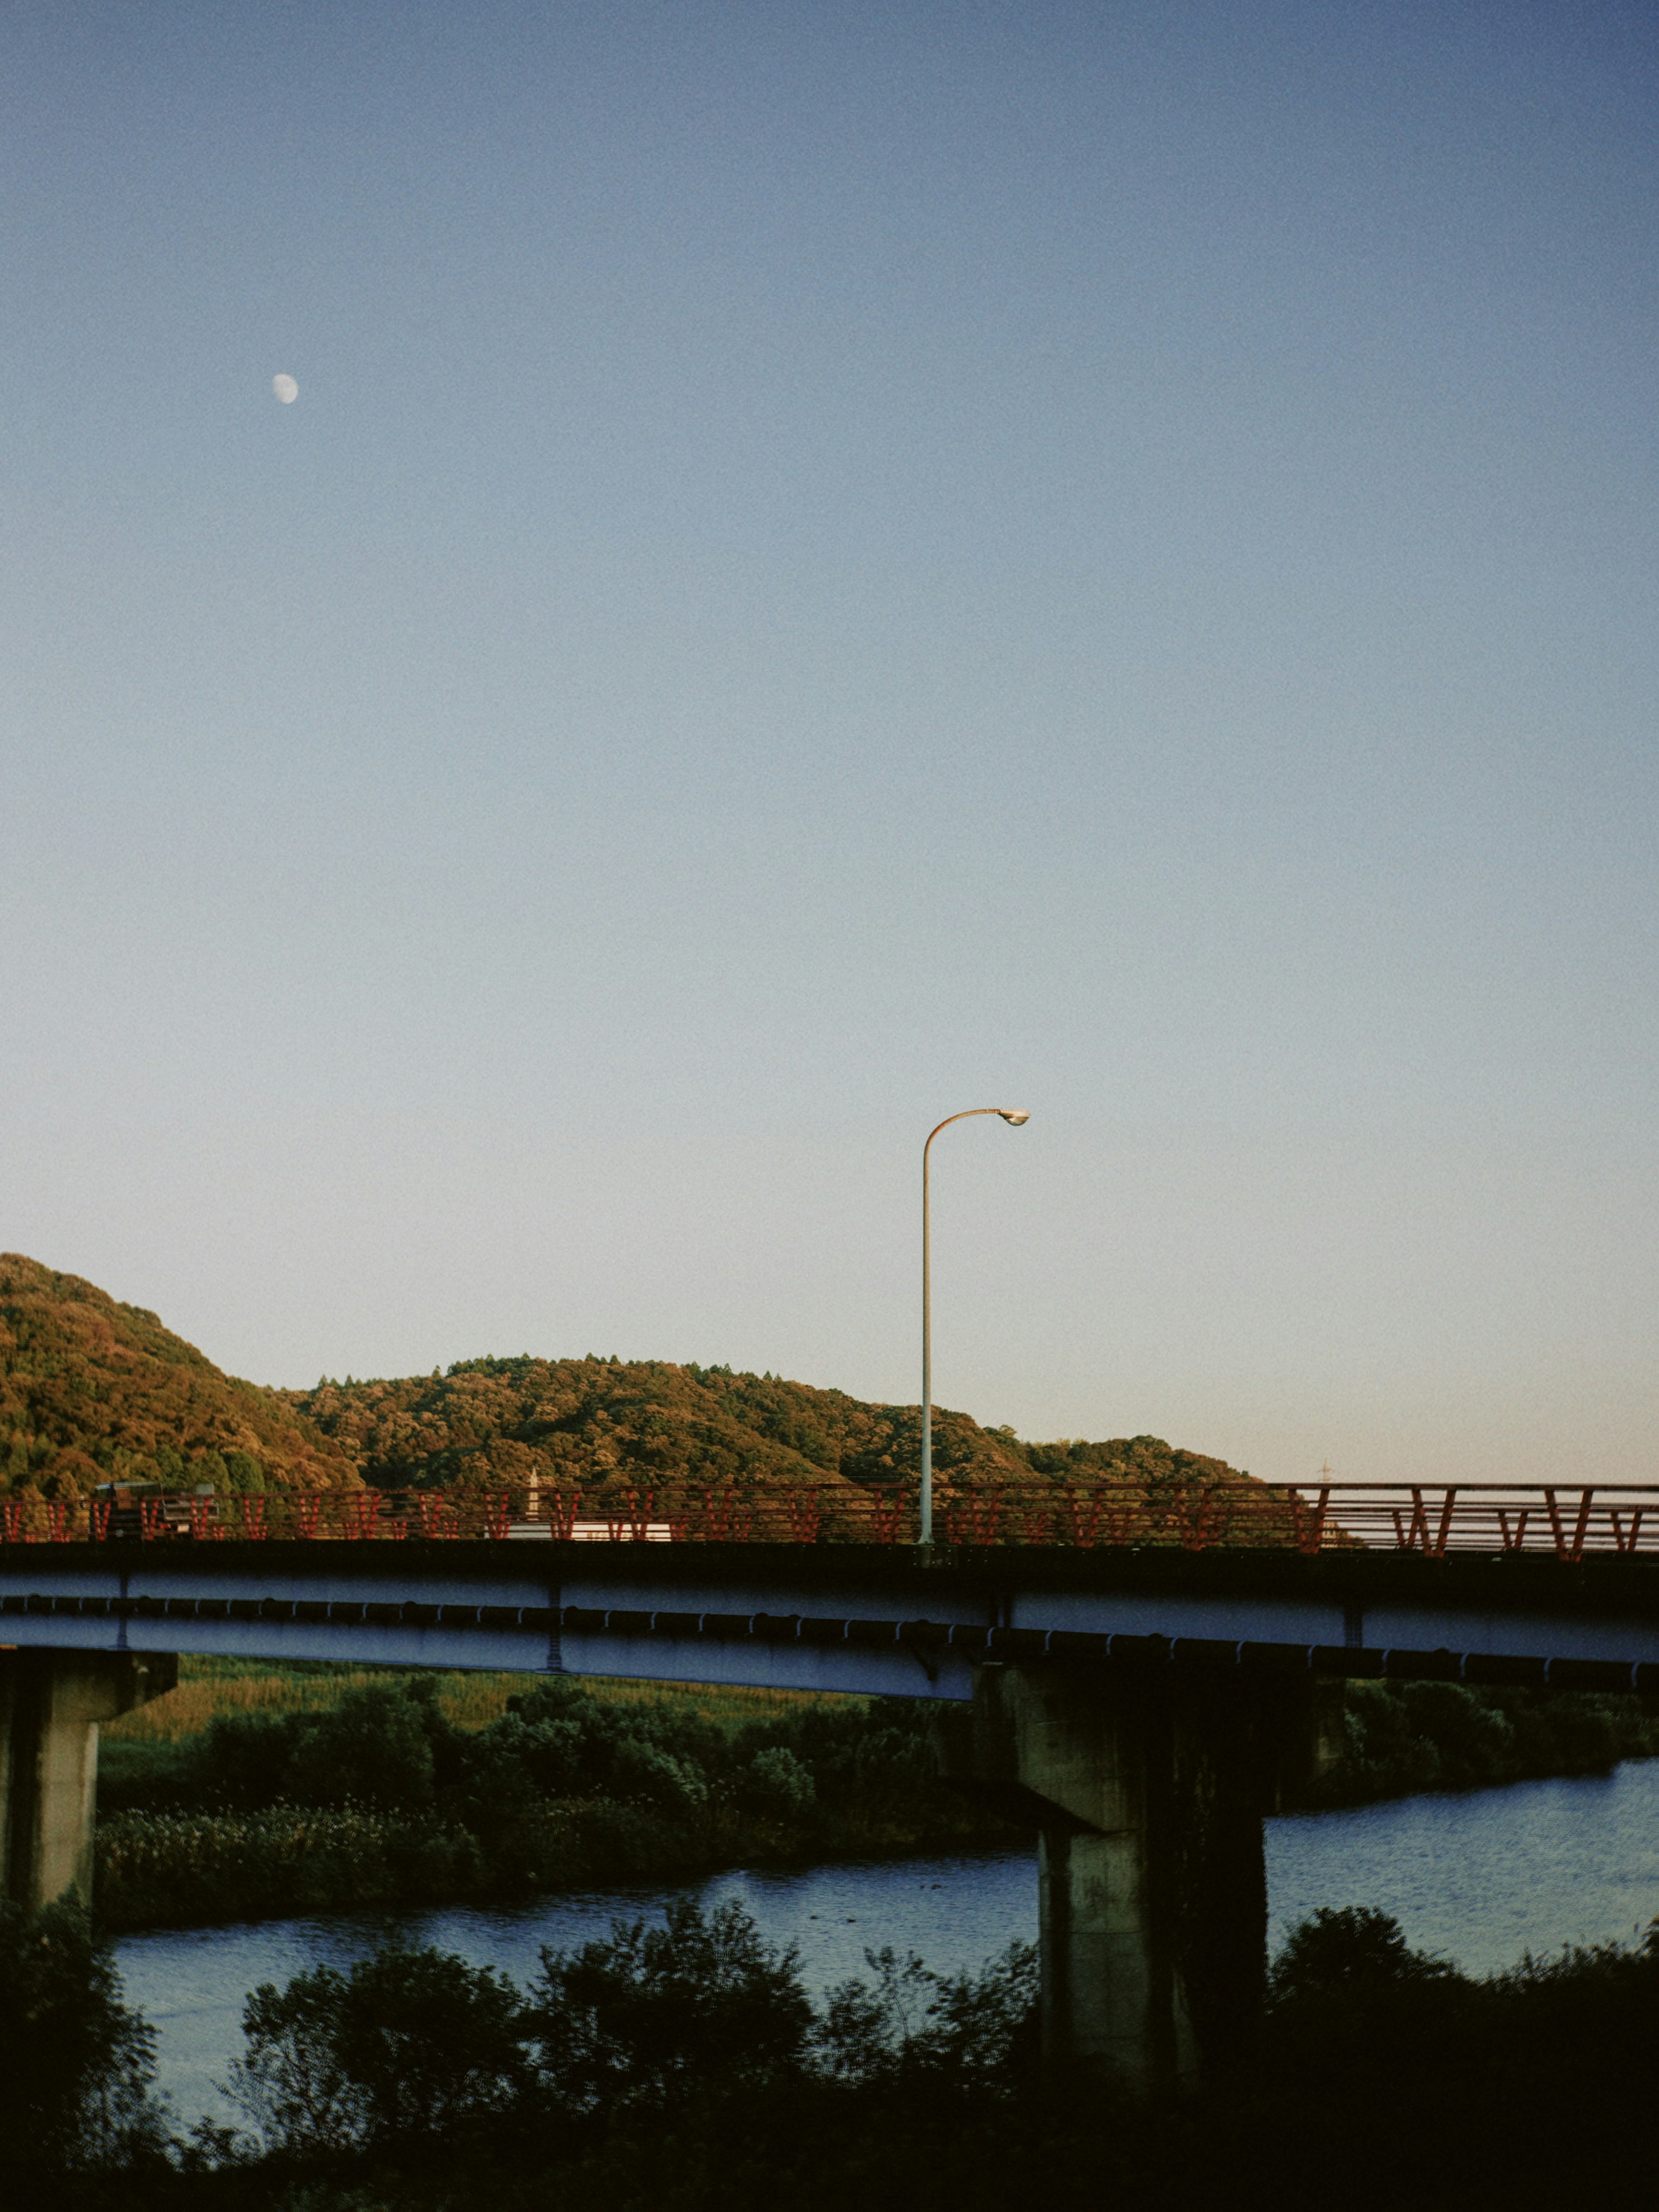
[920,1108,1030,1550]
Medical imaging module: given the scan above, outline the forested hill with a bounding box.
[0,1251,1260,1509]
[0,1255,356,1499]
[279,1356,1255,1503]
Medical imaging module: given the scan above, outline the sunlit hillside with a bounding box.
[280,1355,1255,1506]
[1,1252,1259,1513]
[0,1255,356,1498]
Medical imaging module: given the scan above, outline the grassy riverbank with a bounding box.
[98,1660,830,1807]
[95,1662,1007,1931]
[93,1659,1659,1934]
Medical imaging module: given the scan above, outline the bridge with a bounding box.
[3,1478,1657,2087]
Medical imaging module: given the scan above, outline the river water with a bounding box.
[118,1761,1659,2127]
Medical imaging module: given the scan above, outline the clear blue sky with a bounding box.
[4,2,1656,1487]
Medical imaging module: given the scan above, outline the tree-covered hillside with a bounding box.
[0,1255,355,1500]
[280,1354,1254,1506]
[0,1252,1264,1519]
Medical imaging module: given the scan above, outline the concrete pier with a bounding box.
[970,1662,1342,2085]
[0,1648,176,1909]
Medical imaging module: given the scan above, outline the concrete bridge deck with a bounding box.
[4,1538,1658,1692]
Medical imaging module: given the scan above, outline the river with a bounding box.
[118,1760,1659,2127]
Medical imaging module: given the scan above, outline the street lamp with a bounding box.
[919,1108,1030,1551]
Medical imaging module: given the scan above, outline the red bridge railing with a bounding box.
[3,1479,1657,1557]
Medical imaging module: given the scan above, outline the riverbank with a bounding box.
[94,1664,1013,1932]
[95,1792,1014,1932]
[93,1659,1659,1934]
[1304,1675,1659,1804]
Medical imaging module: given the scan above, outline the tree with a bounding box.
[815,1941,1038,2088]
[530,1899,814,2110]
[0,1899,170,2178]
[283,1684,436,1809]
[1268,1906,1456,2004]
[230,1948,532,2158]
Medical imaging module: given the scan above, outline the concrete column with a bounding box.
[0,1649,177,1910]
[971,1662,1339,2088]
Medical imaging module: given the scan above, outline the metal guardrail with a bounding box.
[1286,1482,1659,1560]
[2,1479,1657,1557]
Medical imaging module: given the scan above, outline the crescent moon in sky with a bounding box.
[272,374,299,404]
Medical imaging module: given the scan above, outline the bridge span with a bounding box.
[4,1528,1657,2088]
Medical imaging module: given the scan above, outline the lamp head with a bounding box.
[998,1109,1030,1125]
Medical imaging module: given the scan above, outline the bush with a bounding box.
[530,1898,815,2111]
[282,1685,437,1810]
[1269,1904,1457,2003]
[744,1744,817,1819]
[0,1899,170,2178]
[231,1950,532,2158]
[608,1737,708,1818]
[197,1713,308,1812]
[816,1940,1039,2088]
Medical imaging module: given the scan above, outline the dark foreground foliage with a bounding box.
[17,1891,1659,2212]
[0,1898,172,2187]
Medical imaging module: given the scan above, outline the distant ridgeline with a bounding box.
[1,1250,1260,1511]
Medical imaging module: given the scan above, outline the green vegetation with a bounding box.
[94,1659,1659,1933]
[0,1254,354,1503]
[0,1248,1271,1524]
[1306,1677,1659,1805]
[13,1896,1659,2209]
[94,1666,1001,1931]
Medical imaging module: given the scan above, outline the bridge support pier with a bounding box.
[969,1662,1341,2088]
[0,1649,177,1910]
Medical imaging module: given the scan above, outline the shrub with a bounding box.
[0,1899,170,2177]
[231,1948,532,2158]
[744,1744,817,1819]
[816,1940,1039,2088]
[1269,1905,1457,2003]
[530,1898,815,2111]
[194,1711,308,1811]
[610,1738,708,1818]
[283,1685,437,1809]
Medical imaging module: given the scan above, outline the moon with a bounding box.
[272,374,298,404]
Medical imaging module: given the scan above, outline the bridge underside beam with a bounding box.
[4,1575,1656,1696]
[0,1648,176,1910]
[967,1661,1342,2088]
